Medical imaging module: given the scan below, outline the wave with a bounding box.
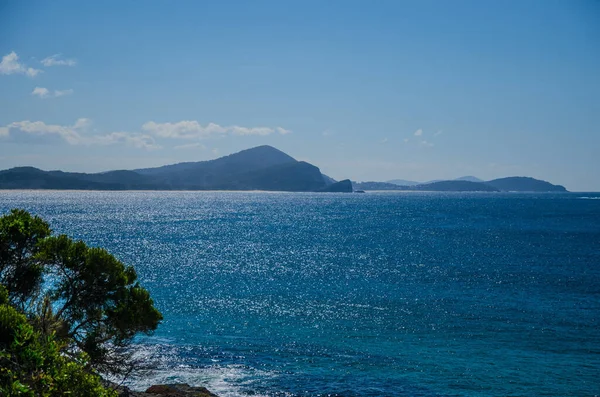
[123,365,282,397]
[578,197,600,199]
[108,343,286,397]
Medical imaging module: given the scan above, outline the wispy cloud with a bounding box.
[142,120,291,139]
[174,142,206,150]
[93,132,160,150]
[379,138,388,144]
[322,129,335,137]
[3,118,287,150]
[434,130,443,137]
[32,87,73,99]
[32,87,50,98]
[41,54,77,67]
[2,119,159,150]
[0,52,42,77]
[6,119,88,145]
[405,129,440,147]
[276,127,292,135]
[55,89,74,97]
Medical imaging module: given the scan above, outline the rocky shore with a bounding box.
[107,383,219,397]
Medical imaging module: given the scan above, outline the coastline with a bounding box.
[106,382,218,397]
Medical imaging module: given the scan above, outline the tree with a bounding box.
[0,209,162,376]
[0,285,117,396]
[0,209,50,309]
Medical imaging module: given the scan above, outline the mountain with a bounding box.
[136,145,295,178]
[353,177,567,192]
[226,161,327,191]
[386,179,420,186]
[0,167,118,190]
[412,180,499,192]
[352,181,404,191]
[0,146,352,192]
[0,148,566,193]
[319,179,353,192]
[353,180,497,192]
[387,176,483,185]
[485,177,567,192]
[322,174,337,186]
[455,176,484,183]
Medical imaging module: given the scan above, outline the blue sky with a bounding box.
[0,0,598,191]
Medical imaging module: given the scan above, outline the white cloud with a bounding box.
[414,129,423,136]
[0,52,42,77]
[41,54,77,67]
[142,121,222,139]
[92,132,160,150]
[3,118,158,150]
[32,87,50,98]
[142,120,291,139]
[379,138,388,144]
[73,118,91,129]
[229,125,274,136]
[212,148,219,155]
[420,140,434,147]
[276,127,292,135]
[434,130,443,136]
[2,118,287,150]
[403,138,409,143]
[32,87,74,99]
[6,119,87,145]
[54,89,74,97]
[322,129,335,137]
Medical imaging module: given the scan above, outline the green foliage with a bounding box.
[0,288,28,346]
[0,284,8,304]
[0,209,51,307]
[0,286,117,396]
[37,235,163,373]
[0,208,163,389]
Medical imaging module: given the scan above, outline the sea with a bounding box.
[1,191,599,396]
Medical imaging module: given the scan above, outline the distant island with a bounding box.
[353,177,567,192]
[0,145,567,192]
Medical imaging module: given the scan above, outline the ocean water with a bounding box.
[1,191,599,396]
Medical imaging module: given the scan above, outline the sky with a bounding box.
[0,0,599,191]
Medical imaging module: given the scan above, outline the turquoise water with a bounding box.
[1,191,599,396]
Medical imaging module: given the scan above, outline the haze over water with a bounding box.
[1,191,599,396]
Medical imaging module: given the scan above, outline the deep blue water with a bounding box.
[1,191,599,396]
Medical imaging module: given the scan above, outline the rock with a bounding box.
[144,384,219,397]
[102,381,219,397]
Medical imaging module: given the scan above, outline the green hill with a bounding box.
[0,146,346,192]
[485,177,567,192]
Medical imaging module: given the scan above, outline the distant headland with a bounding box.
[0,145,567,192]
[0,146,353,192]
[353,177,567,193]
